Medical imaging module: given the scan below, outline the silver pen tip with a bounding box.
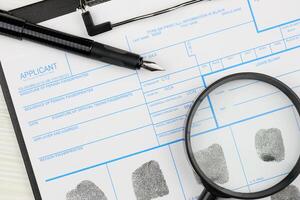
[141,60,165,71]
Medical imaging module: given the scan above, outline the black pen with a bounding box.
[0,10,164,71]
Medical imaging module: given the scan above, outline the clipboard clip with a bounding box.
[79,0,113,36]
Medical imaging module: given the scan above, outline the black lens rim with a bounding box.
[185,72,300,199]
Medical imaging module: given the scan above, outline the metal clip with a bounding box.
[85,0,112,7]
[79,0,87,12]
[79,0,113,36]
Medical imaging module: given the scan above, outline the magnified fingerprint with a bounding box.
[132,160,169,200]
[255,128,285,162]
[194,144,229,184]
[271,185,300,200]
[66,180,107,200]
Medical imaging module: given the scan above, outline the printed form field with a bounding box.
[248,0,300,32]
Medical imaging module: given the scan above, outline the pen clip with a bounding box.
[78,0,87,12]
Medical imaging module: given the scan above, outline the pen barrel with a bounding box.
[0,11,143,70]
[22,23,93,55]
[90,42,142,70]
[0,11,25,39]
[0,11,93,55]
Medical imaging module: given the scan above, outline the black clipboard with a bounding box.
[9,0,79,23]
[1,1,81,199]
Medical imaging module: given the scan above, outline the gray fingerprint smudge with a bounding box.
[194,144,229,184]
[271,185,300,200]
[255,128,285,162]
[66,180,107,200]
[132,160,169,200]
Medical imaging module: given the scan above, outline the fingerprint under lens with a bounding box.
[194,144,229,184]
[255,128,285,162]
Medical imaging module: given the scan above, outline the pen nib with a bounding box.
[142,60,165,71]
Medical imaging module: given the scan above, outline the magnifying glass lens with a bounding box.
[189,78,300,194]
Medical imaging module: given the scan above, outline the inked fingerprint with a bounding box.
[194,144,229,184]
[271,185,300,200]
[66,180,107,200]
[255,128,285,162]
[132,160,169,200]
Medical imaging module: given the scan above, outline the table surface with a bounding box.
[0,89,34,200]
[0,1,41,200]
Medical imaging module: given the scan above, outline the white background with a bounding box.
[0,1,47,200]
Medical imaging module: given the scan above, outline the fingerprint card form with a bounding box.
[66,180,107,200]
[271,185,300,200]
[255,128,285,162]
[132,160,169,200]
[194,144,229,185]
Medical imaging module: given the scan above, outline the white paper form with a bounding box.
[1,0,300,199]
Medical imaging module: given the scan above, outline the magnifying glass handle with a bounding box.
[198,189,217,200]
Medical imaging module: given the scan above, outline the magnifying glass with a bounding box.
[185,73,300,200]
